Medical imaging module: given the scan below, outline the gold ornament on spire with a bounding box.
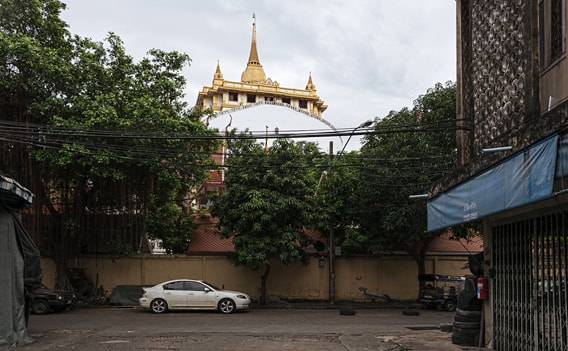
[241,13,266,83]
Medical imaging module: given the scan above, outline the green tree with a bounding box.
[210,136,324,305]
[1,0,220,288]
[312,151,365,255]
[357,82,457,290]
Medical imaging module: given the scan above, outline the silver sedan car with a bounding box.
[139,279,251,314]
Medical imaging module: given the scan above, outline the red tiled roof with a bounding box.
[188,217,482,255]
[427,232,483,253]
[188,216,234,254]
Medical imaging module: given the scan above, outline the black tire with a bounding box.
[454,314,481,323]
[452,333,478,346]
[443,300,457,312]
[453,320,481,329]
[31,299,50,315]
[150,298,168,313]
[452,326,480,337]
[456,308,482,317]
[218,298,236,314]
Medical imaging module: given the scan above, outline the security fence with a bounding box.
[493,211,568,350]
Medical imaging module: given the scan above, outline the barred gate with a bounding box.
[493,211,568,350]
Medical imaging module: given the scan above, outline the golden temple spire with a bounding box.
[241,13,266,83]
[305,72,316,90]
[214,60,223,79]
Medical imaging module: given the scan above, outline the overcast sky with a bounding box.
[60,0,456,149]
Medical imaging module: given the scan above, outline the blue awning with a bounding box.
[427,134,558,232]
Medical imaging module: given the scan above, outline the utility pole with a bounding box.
[328,141,335,304]
[327,120,372,305]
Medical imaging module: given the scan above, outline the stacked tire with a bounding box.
[452,276,482,346]
[452,308,481,346]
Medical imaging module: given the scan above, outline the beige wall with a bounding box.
[41,254,471,302]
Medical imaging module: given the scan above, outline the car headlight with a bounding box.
[56,294,63,300]
[236,294,248,299]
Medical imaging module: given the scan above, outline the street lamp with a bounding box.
[338,120,374,156]
[328,119,373,304]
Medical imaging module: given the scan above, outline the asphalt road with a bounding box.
[19,306,480,351]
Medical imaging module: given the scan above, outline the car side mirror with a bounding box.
[204,288,211,293]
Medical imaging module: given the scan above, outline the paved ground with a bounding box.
[17,304,484,351]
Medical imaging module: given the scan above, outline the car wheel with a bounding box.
[150,298,168,313]
[218,298,236,314]
[31,299,50,315]
[443,300,457,312]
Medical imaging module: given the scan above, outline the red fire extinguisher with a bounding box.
[477,277,488,300]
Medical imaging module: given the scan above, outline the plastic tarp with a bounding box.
[0,208,42,350]
[555,133,568,178]
[427,134,558,232]
[0,175,41,350]
[109,285,145,306]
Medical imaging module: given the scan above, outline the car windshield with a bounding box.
[201,281,221,290]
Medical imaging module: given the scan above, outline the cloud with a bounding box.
[60,0,456,136]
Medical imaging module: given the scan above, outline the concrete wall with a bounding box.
[41,254,471,302]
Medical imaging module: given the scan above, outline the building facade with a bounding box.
[428,1,568,349]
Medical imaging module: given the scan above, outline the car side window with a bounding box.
[186,281,207,292]
[163,281,185,291]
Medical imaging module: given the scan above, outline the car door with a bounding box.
[162,281,189,307]
[186,281,217,308]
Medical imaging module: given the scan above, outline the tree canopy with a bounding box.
[356,81,457,272]
[210,136,325,305]
[0,0,220,285]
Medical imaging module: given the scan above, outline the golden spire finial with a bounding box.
[305,71,315,90]
[241,13,266,83]
[214,60,223,80]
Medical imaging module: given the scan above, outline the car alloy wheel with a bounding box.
[150,298,168,313]
[218,298,236,314]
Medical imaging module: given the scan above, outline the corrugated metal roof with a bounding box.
[0,175,33,208]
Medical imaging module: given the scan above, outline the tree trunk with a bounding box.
[259,263,271,306]
[411,237,434,301]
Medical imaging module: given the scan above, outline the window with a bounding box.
[550,0,563,60]
[247,94,256,103]
[228,92,238,102]
[540,0,565,68]
[299,100,308,109]
[282,97,291,104]
[187,281,208,291]
[163,281,185,290]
